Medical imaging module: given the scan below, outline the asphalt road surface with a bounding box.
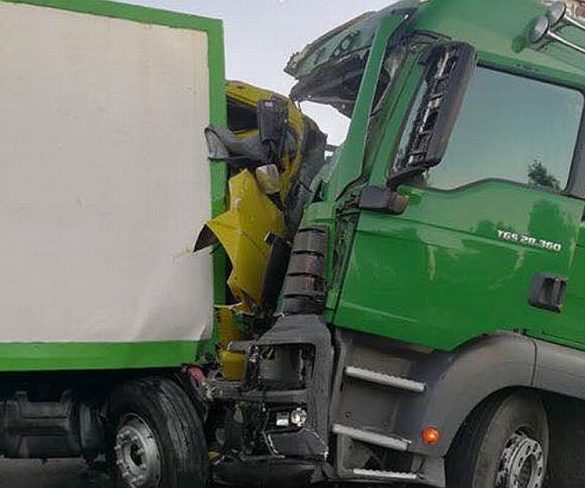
[0,459,114,488]
[0,459,424,488]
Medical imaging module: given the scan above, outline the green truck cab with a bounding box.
[211,1,585,487]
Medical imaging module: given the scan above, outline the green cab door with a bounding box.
[334,65,585,351]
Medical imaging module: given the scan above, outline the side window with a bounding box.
[424,68,584,191]
[362,44,408,168]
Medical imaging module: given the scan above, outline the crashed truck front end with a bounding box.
[206,4,422,485]
[196,80,328,379]
[197,80,333,484]
[213,228,333,485]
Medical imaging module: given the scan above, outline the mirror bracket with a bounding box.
[359,185,409,215]
[402,42,477,169]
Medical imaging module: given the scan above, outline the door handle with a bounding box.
[529,273,568,313]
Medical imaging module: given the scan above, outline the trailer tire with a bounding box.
[446,390,548,488]
[109,376,209,488]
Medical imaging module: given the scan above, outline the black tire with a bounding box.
[109,376,209,488]
[446,390,549,488]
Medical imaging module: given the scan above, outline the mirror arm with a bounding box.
[359,167,424,215]
[359,185,410,215]
[387,166,425,190]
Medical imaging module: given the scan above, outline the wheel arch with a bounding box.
[399,332,585,459]
[396,332,537,457]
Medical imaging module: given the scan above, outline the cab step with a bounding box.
[344,365,426,393]
[332,424,410,451]
[352,468,421,482]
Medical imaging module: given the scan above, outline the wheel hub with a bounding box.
[115,415,162,488]
[496,432,545,488]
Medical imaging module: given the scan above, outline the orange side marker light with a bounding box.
[422,427,441,445]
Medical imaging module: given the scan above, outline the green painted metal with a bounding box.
[336,182,583,350]
[538,225,585,348]
[415,0,585,82]
[299,0,585,352]
[0,341,213,372]
[1,0,228,370]
[322,14,409,202]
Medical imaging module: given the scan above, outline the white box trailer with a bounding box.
[0,0,226,370]
[0,1,226,485]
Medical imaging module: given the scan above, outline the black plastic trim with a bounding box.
[282,227,328,315]
[359,185,409,214]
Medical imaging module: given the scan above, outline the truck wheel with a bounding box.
[446,390,548,488]
[109,377,209,488]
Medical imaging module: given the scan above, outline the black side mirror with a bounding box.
[257,98,289,169]
[401,41,477,171]
[360,42,476,215]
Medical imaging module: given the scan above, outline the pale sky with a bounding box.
[118,0,397,143]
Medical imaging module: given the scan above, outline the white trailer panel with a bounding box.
[0,2,215,345]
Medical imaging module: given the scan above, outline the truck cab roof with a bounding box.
[287,0,585,112]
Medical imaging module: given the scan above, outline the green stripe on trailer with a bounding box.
[0,340,214,371]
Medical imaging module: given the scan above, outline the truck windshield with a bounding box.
[399,67,584,191]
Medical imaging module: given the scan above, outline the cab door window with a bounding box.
[423,67,583,191]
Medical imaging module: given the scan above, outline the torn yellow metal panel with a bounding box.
[206,170,286,313]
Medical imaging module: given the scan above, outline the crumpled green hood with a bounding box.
[284,1,422,115]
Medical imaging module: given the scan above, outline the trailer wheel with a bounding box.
[446,390,548,488]
[109,377,209,488]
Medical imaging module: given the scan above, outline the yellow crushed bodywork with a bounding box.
[206,81,308,314]
[205,81,312,380]
[206,170,286,314]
